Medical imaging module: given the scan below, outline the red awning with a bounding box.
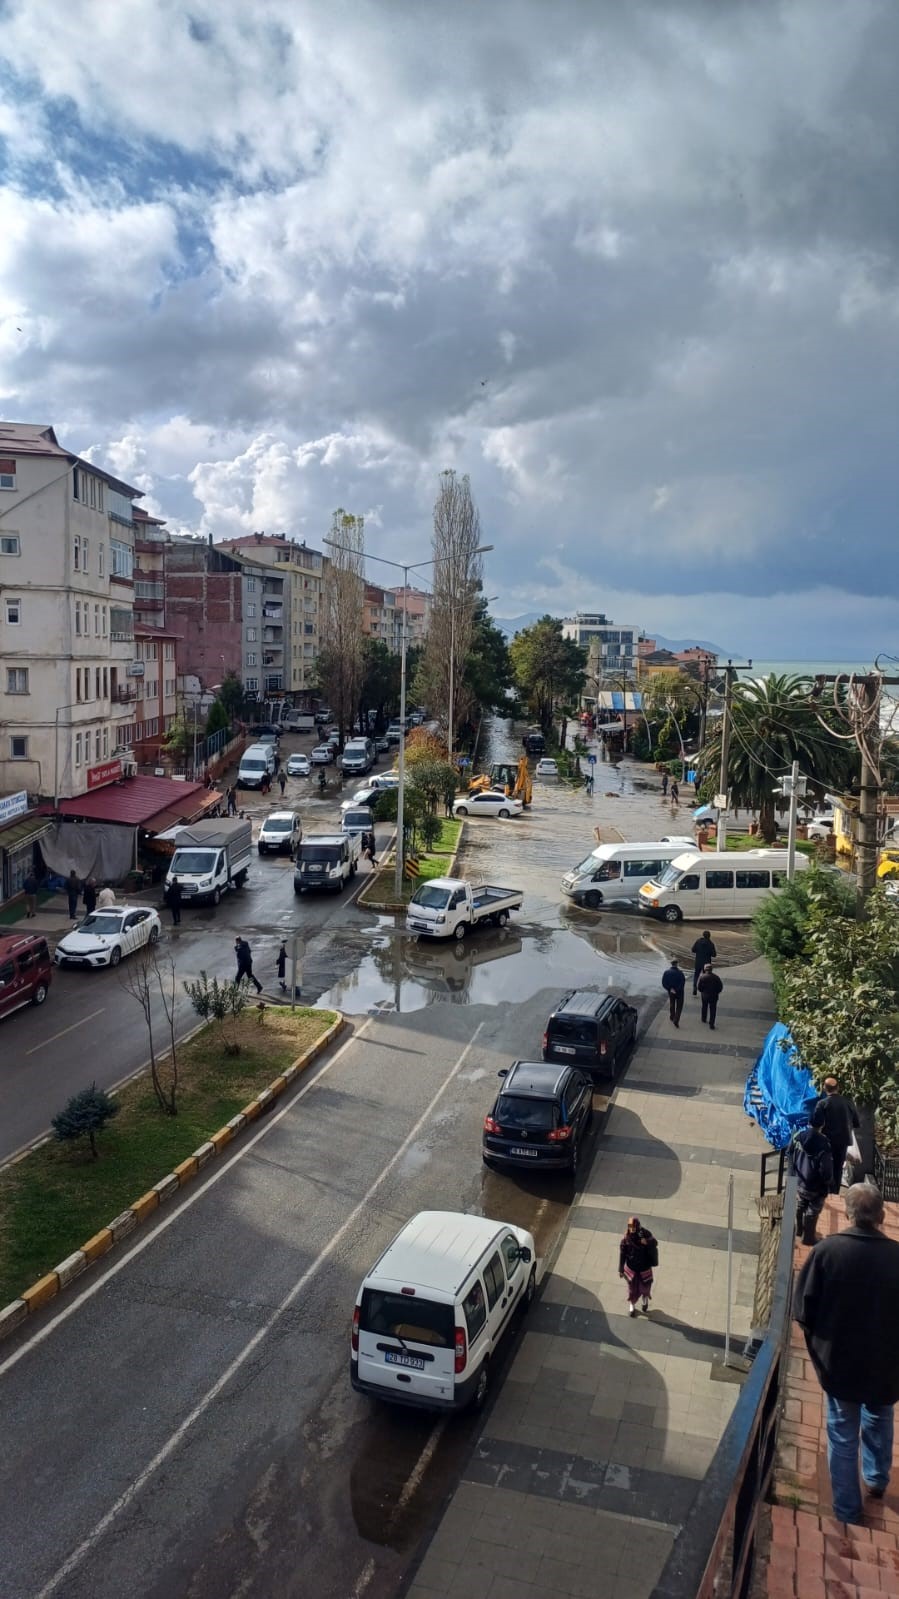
[55,776,213,830]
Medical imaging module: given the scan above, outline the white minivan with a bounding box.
[238,742,276,788]
[351,1210,536,1411]
[561,841,694,910]
[638,848,809,922]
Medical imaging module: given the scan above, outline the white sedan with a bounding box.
[55,906,161,969]
[453,790,523,820]
[311,744,335,765]
[286,753,311,777]
[535,758,559,778]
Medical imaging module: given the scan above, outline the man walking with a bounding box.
[234,936,263,993]
[661,957,685,1028]
[278,769,288,797]
[791,1122,833,1245]
[691,928,717,994]
[795,1182,899,1524]
[165,875,183,926]
[813,1078,861,1194]
[697,963,723,1029]
[22,869,38,918]
[66,869,80,920]
[226,786,237,816]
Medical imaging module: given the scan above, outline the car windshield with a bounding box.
[359,1289,454,1347]
[657,863,684,888]
[77,914,123,935]
[300,845,339,864]
[242,759,266,772]
[264,818,293,832]
[496,1094,556,1129]
[411,885,451,910]
[169,850,213,873]
[344,811,371,827]
[573,853,600,874]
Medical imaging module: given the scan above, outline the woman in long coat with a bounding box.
[619,1216,658,1317]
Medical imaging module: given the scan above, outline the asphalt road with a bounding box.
[1,772,383,1163]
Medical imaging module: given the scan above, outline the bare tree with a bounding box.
[421,472,484,756]
[319,509,365,742]
[119,946,180,1115]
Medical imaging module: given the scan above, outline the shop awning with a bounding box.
[0,816,52,852]
[142,790,223,835]
[55,775,213,831]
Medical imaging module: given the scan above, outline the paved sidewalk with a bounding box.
[757,1196,899,1599]
[405,956,778,1599]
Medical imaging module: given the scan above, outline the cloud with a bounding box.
[0,0,897,655]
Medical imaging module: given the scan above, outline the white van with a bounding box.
[638,848,809,922]
[351,1210,536,1411]
[282,711,316,733]
[238,742,276,788]
[561,841,695,910]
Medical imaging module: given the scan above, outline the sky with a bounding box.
[1,0,898,659]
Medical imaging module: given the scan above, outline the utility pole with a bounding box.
[776,760,808,880]
[857,675,882,906]
[715,660,752,854]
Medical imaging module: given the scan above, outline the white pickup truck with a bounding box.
[406,876,523,941]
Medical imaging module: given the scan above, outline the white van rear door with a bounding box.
[356,1288,456,1403]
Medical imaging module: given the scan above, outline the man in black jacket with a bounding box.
[813,1077,860,1194]
[691,929,716,994]
[795,1182,899,1524]
[697,963,723,1029]
[791,1124,833,1245]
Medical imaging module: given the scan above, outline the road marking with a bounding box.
[24,1009,105,1055]
[389,1418,447,1528]
[24,1020,485,1599]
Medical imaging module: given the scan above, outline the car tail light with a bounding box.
[484,1115,501,1134]
[547,1125,573,1142]
[599,1038,607,1056]
[454,1325,467,1374]
[541,1032,548,1050]
[351,1306,360,1353]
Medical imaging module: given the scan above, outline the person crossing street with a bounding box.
[234,936,263,993]
[691,929,717,994]
[661,957,685,1028]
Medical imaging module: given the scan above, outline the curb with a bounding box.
[356,822,466,913]
[0,1012,346,1343]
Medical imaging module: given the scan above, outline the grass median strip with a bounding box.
[0,1006,336,1308]
[358,818,463,907]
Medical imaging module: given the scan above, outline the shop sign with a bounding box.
[0,789,28,826]
[87,759,123,791]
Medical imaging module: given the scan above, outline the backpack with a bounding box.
[791,1130,829,1188]
[643,1233,659,1269]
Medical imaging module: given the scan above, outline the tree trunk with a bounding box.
[758,801,778,843]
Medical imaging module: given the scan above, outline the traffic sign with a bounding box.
[588,754,597,765]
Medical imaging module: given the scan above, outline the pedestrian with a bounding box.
[691,930,717,994]
[669,780,680,807]
[22,869,38,918]
[813,1078,861,1194]
[273,751,281,775]
[790,1122,834,1245]
[661,771,669,798]
[619,1216,659,1317]
[661,956,685,1028]
[363,831,378,866]
[234,935,263,993]
[226,786,237,816]
[276,940,287,992]
[697,963,723,1029]
[82,878,97,916]
[97,883,116,909]
[794,1181,899,1524]
[165,875,183,926]
[66,869,80,920]
[278,769,288,797]
[261,771,271,795]
[584,771,594,795]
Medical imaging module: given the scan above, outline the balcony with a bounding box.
[262,628,283,644]
[114,684,139,703]
[262,604,283,621]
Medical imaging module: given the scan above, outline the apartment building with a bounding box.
[563,612,640,674]
[389,586,431,647]
[363,583,402,651]
[223,534,325,696]
[0,422,141,802]
[128,624,180,762]
[132,506,168,629]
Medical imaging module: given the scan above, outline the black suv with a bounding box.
[542,991,638,1078]
[482,1060,593,1175]
[523,731,545,756]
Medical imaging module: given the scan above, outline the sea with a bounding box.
[745,660,899,728]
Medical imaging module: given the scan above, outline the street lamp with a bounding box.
[323,538,493,898]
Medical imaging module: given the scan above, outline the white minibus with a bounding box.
[638,849,809,922]
[561,841,696,910]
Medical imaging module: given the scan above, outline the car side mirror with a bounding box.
[497,1067,509,1078]
[518,1246,532,1263]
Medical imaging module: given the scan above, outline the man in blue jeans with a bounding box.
[794,1182,899,1523]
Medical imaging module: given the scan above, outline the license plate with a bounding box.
[554,1045,576,1055]
[510,1146,539,1158]
[409,920,428,930]
[384,1350,425,1370]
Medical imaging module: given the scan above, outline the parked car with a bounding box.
[483,1060,594,1175]
[453,790,523,820]
[257,811,302,855]
[313,708,332,725]
[341,785,381,813]
[523,732,545,757]
[542,991,638,1077]
[0,931,52,1019]
[55,906,161,969]
[311,744,335,765]
[805,814,834,840]
[286,753,311,777]
[535,758,559,778]
[375,736,390,754]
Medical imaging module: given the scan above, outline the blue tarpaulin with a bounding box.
[743,1022,818,1149]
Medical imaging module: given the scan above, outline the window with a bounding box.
[164,642,175,660]
[5,597,21,625]
[102,607,107,636]
[111,540,133,580]
[165,678,176,697]
[95,667,101,699]
[9,735,28,760]
[98,543,105,576]
[501,1233,523,1278]
[247,603,256,618]
[75,732,83,766]
[483,1253,506,1310]
[246,653,257,666]
[74,534,81,571]
[624,858,657,878]
[772,871,788,888]
[6,667,28,694]
[245,677,258,692]
[94,604,100,636]
[83,537,89,573]
[706,871,734,890]
[75,600,82,636]
[247,577,256,591]
[678,873,701,891]
[102,726,109,757]
[462,1280,487,1341]
[246,628,257,642]
[95,728,101,761]
[0,457,16,490]
[0,533,20,555]
[145,679,158,698]
[736,870,771,890]
[103,666,108,697]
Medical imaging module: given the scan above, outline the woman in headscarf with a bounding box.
[618,1216,658,1317]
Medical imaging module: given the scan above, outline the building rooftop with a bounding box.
[0,422,141,499]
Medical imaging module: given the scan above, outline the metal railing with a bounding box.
[759,1147,788,1198]
[650,1173,797,1599]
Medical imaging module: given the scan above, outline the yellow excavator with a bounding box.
[467,757,533,807]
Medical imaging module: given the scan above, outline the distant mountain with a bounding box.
[492,614,728,656]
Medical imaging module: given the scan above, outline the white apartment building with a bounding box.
[562,612,640,674]
[0,423,141,802]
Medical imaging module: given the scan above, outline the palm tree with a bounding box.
[699,673,856,842]
[641,669,702,765]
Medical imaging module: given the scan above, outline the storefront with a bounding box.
[0,791,51,906]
